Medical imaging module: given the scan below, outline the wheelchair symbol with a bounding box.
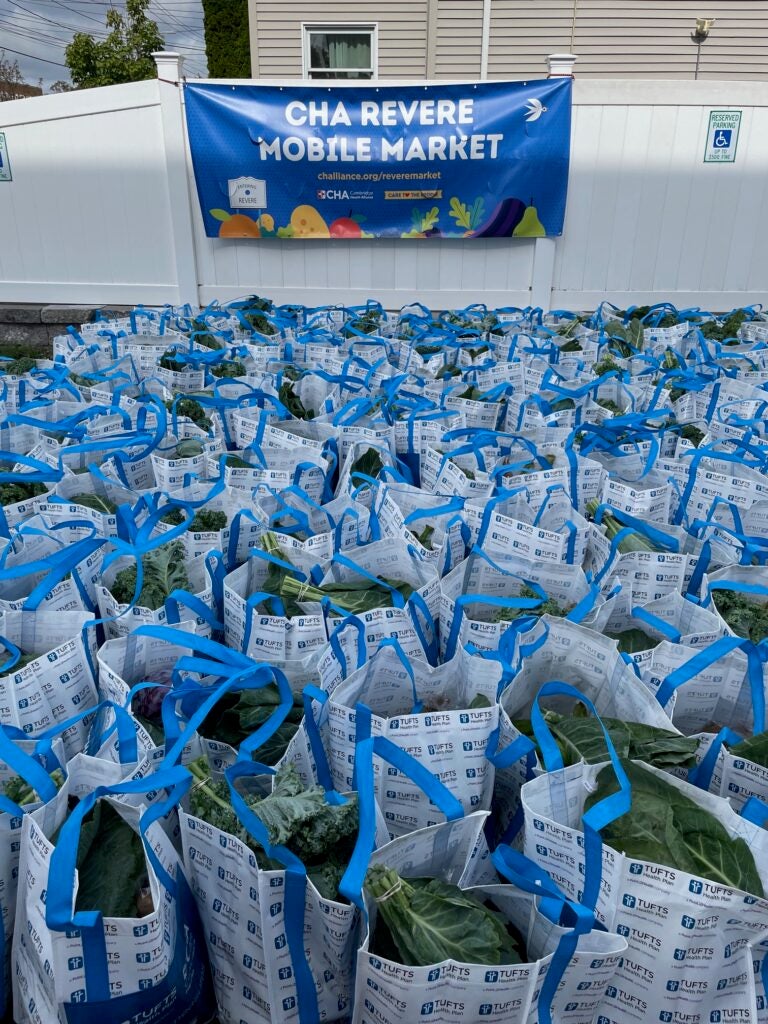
[714,129,732,148]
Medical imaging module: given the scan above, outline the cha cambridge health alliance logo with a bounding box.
[316,189,374,201]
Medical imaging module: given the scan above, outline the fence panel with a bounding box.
[0,81,178,305]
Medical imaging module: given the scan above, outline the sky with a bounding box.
[0,0,209,90]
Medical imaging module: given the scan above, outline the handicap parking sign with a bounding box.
[704,110,741,163]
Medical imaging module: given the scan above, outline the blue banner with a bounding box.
[184,79,572,241]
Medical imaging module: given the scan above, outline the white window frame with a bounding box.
[301,23,378,80]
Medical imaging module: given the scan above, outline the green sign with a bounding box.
[0,133,11,181]
[704,109,741,164]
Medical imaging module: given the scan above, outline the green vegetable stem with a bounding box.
[279,574,414,617]
[586,500,664,553]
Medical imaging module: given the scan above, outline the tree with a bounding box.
[0,50,27,102]
[65,0,165,89]
[50,80,73,93]
[202,0,250,78]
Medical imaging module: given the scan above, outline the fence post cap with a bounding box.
[546,53,578,77]
[153,52,184,82]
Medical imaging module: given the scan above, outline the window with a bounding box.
[303,24,377,79]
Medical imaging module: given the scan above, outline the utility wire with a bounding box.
[0,43,67,65]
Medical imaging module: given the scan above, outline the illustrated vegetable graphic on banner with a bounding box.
[184,79,572,240]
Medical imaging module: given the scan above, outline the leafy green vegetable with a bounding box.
[593,357,622,377]
[69,493,117,514]
[680,424,705,447]
[0,650,39,674]
[3,768,64,806]
[211,360,246,378]
[606,628,660,654]
[165,397,211,432]
[159,349,186,371]
[350,447,384,481]
[365,865,526,967]
[279,574,414,617]
[605,318,644,357]
[729,730,768,769]
[585,759,763,895]
[410,525,435,550]
[494,585,572,624]
[516,707,697,771]
[110,540,190,609]
[66,801,151,918]
[596,398,622,415]
[278,380,315,420]
[712,590,768,644]
[0,357,37,375]
[0,480,48,506]
[162,508,228,532]
[188,760,358,901]
[197,686,303,764]
[225,454,252,469]
[174,439,204,460]
[586,500,664,553]
[188,318,224,350]
[698,310,748,344]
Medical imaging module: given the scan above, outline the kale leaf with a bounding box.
[197,685,303,764]
[0,481,48,506]
[494,585,572,624]
[188,760,358,901]
[164,397,211,432]
[712,590,768,644]
[162,508,227,532]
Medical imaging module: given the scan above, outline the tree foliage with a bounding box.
[201,0,251,78]
[65,0,164,89]
[0,51,30,102]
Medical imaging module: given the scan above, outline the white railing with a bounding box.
[0,53,766,312]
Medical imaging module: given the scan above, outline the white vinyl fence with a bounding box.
[1,56,766,312]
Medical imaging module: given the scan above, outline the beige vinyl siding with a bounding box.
[250,1,430,78]
[433,0,484,78]
[487,1,768,80]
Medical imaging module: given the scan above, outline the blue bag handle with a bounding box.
[528,681,631,913]
[688,726,742,791]
[45,764,191,1003]
[338,718,464,911]
[491,845,596,1024]
[160,661,293,766]
[0,723,62,812]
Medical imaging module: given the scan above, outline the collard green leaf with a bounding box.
[585,759,763,896]
[606,628,659,654]
[350,447,384,480]
[74,801,150,918]
[70,493,118,514]
[730,730,768,769]
[365,866,525,967]
[110,540,190,610]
